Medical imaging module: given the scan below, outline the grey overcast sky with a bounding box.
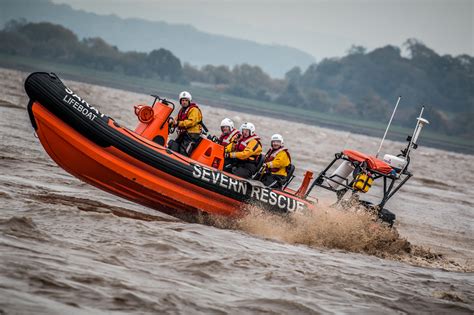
[52,0,473,59]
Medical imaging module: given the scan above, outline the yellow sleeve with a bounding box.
[224,143,233,153]
[224,133,240,153]
[231,139,262,160]
[266,151,290,169]
[178,107,202,129]
[230,133,239,143]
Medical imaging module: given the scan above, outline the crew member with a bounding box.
[169,91,203,156]
[225,122,262,178]
[218,118,241,153]
[260,134,291,188]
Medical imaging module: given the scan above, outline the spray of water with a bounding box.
[205,200,468,271]
[236,203,410,256]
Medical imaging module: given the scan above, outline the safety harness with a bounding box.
[219,129,240,146]
[235,134,262,162]
[177,103,204,134]
[264,147,291,173]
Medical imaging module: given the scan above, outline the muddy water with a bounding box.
[0,68,473,314]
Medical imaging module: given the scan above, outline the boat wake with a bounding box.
[30,193,178,223]
[59,193,469,272]
[205,201,469,272]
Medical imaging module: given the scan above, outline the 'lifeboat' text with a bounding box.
[63,87,105,121]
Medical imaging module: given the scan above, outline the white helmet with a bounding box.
[271,133,284,145]
[178,91,192,102]
[240,122,256,136]
[220,118,234,129]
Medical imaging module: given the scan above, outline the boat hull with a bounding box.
[25,72,311,219]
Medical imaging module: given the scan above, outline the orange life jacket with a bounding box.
[264,147,291,173]
[177,103,201,133]
[219,128,240,146]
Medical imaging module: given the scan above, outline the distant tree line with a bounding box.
[0,20,184,82]
[183,63,285,102]
[184,42,474,138]
[1,20,472,138]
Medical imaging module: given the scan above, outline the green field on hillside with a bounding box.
[1,53,471,154]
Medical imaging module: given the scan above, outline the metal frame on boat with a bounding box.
[305,103,430,225]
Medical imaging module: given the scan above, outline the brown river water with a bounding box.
[0,68,473,314]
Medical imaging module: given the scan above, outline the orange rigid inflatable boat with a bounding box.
[25,72,314,219]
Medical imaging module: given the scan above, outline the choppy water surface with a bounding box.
[0,68,473,314]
